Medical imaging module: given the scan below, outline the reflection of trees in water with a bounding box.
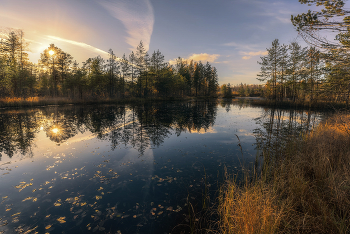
[106,101,217,155]
[0,101,217,158]
[254,108,319,161]
[44,115,78,145]
[220,98,262,112]
[0,110,41,158]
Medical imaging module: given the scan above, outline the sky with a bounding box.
[0,0,322,85]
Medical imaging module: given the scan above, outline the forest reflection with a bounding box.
[0,101,217,158]
[254,107,321,160]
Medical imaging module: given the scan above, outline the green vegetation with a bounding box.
[0,29,219,104]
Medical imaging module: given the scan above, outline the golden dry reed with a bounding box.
[0,97,70,107]
[219,179,286,234]
[219,114,350,234]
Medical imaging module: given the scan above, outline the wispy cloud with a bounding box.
[46,36,109,55]
[222,41,264,51]
[97,0,154,52]
[240,51,268,60]
[275,16,291,24]
[223,41,242,47]
[169,53,220,65]
[25,38,43,45]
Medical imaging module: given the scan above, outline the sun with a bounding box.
[49,50,55,56]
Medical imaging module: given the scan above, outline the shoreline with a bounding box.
[0,96,221,109]
[218,113,350,233]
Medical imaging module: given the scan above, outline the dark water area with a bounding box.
[0,100,324,234]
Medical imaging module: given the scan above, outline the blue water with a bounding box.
[0,101,322,233]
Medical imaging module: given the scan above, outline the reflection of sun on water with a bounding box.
[47,125,66,144]
[51,128,60,134]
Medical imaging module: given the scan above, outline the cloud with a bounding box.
[97,0,154,52]
[188,53,220,62]
[46,36,109,55]
[275,16,291,24]
[222,41,241,47]
[169,53,220,65]
[222,41,265,51]
[240,51,268,60]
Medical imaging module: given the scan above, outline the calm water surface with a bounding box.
[0,100,323,233]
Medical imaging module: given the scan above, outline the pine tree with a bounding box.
[288,42,306,101]
[257,39,282,100]
[129,51,136,95]
[107,49,119,98]
[135,41,146,97]
[120,54,129,98]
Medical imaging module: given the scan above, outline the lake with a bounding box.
[0,100,323,234]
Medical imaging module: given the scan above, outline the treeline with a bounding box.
[258,38,350,104]
[220,83,264,98]
[0,29,219,99]
[257,39,323,102]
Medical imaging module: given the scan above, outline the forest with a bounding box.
[0,30,219,100]
[257,0,350,105]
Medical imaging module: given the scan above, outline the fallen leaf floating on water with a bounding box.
[45,224,52,229]
[57,216,66,223]
[15,182,33,192]
[0,221,8,227]
[22,197,33,202]
[11,212,21,217]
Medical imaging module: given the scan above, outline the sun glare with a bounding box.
[49,50,55,56]
[51,128,59,134]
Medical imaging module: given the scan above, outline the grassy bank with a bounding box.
[219,114,350,233]
[0,96,200,109]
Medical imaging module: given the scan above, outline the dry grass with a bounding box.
[0,96,74,108]
[250,99,349,111]
[0,96,195,109]
[219,114,350,234]
[219,179,287,234]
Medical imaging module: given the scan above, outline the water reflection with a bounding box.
[254,107,321,160]
[0,101,325,234]
[0,110,40,158]
[0,101,217,159]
